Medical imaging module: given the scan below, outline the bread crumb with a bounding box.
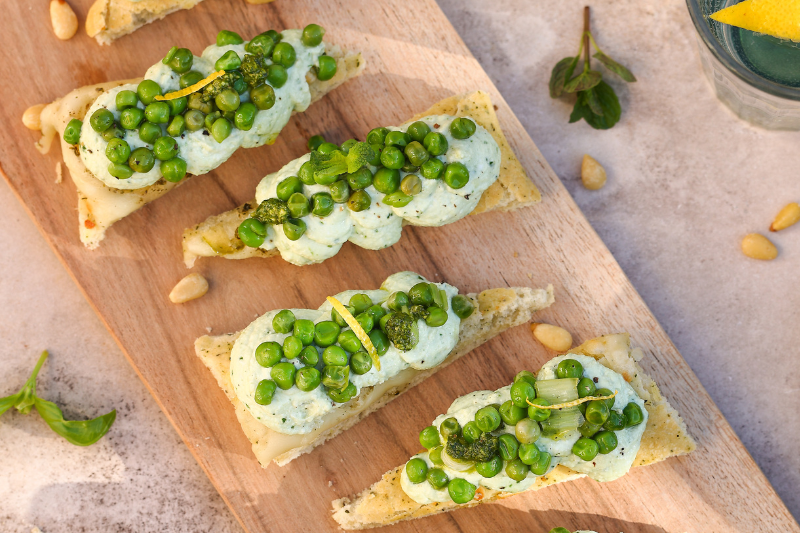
[206,326,212,333]
[328,480,333,487]
[513,251,518,257]
[32,528,43,533]
[527,273,533,279]
[55,162,62,183]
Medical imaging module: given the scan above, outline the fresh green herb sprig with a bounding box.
[0,351,116,446]
[549,6,636,130]
[309,141,376,181]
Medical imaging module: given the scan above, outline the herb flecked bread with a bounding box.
[182,90,542,267]
[86,0,206,45]
[331,333,696,530]
[25,45,364,249]
[195,284,554,467]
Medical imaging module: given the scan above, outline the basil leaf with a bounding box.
[593,52,637,83]
[572,82,621,130]
[549,56,579,98]
[0,393,20,417]
[34,397,116,446]
[564,70,602,94]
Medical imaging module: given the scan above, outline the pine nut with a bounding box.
[50,0,78,41]
[581,154,607,190]
[169,273,209,303]
[741,233,778,261]
[531,323,573,352]
[769,203,800,232]
[22,104,45,130]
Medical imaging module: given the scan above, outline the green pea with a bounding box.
[321,345,347,366]
[425,307,448,327]
[384,130,410,147]
[315,143,338,155]
[251,84,276,110]
[282,218,306,240]
[504,458,529,482]
[450,117,477,139]
[475,454,503,478]
[405,457,428,484]
[267,64,288,88]
[338,139,357,155]
[310,192,334,217]
[237,218,266,247]
[447,478,476,505]
[138,121,161,143]
[186,93,211,114]
[331,305,355,328]
[283,336,303,360]
[368,329,390,356]
[346,168,373,190]
[105,138,131,164]
[287,192,310,218]
[438,417,460,439]
[295,367,321,392]
[518,443,540,465]
[404,141,429,167]
[461,421,482,444]
[293,319,315,345]
[385,292,408,311]
[498,433,519,461]
[299,346,319,367]
[272,42,296,68]
[515,418,541,444]
[572,437,599,461]
[232,102,257,131]
[578,420,602,438]
[269,363,297,390]
[530,450,552,475]
[426,467,448,489]
[246,33,275,56]
[510,380,536,408]
[217,29,244,46]
[594,430,618,455]
[527,398,551,421]
[205,111,222,131]
[344,294,369,314]
[350,351,373,375]
[577,377,596,398]
[166,115,185,137]
[355,312,374,333]
[102,123,126,140]
[161,157,187,182]
[379,190,412,208]
[254,379,277,405]
[152,136,178,161]
[474,406,501,433]
[211,117,232,143]
[327,381,356,403]
[378,313,390,334]
[269,309,295,333]
[595,388,615,409]
[114,91,138,112]
[255,342,283,369]
[215,50,242,71]
[314,321,341,347]
[405,121,431,143]
[89,109,114,133]
[623,402,644,427]
[275,176,302,201]
[556,358,584,379]
[337,330,361,353]
[550,529,571,533]
[315,55,337,81]
[395,176,419,198]
[166,47,193,73]
[499,400,526,426]
[180,71,204,89]
[119,107,143,130]
[418,426,440,449]
[443,162,470,189]
[184,110,205,132]
[418,158,443,180]
[440,296,471,323]
[321,364,349,390]
[300,23,326,47]
[365,305,386,324]
[128,147,155,172]
[296,161,314,186]
[63,118,83,145]
[306,135,325,151]
[347,190,371,212]
[408,283,433,306]
[380,146,405,170]
[424,447,442,467]
[215,88,241,112]
[318,180,343,203]
[371,167,399,194]
[514,370,537,386]
[585,399,610,425]
[137,80,162,105]
[401,161,419,174]
[423,131,448,156]
[365,127,388,145]
[263,29,282,43]
[107,163,133,180]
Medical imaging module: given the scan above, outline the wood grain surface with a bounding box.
[1,1,797,532]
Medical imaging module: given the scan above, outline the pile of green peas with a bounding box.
[62,25,335,185]
[235,116,478,248]
[251,288,474,407]
[406,361,646,503]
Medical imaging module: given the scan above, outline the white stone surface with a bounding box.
[1,0,799,530]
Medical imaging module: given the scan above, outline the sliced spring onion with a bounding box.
[535,378,579,404]
[540,406,584,437]
[155,70,226,101]
[327,296,380,371]
[527,390,617,410]
[441,447,475,472]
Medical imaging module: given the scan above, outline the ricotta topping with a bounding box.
[230,272,462,435]
[80,29,325,190]
[253,114,501,266]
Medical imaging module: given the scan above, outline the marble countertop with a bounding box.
[2,0,798,531]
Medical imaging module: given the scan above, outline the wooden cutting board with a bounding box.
[1,1,796,532]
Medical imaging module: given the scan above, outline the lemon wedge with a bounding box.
[710,0,800,41]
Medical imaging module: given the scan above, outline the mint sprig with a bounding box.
[549,7,636,130]
[309,141,376,181]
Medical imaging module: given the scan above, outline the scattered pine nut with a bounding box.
[769,203,800,232]
[581,154,607,190]
[531,323,573,352]
[169,273,209,303]
[741,233,778,261]
[50,0,78,40]
[22,104,45,130]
